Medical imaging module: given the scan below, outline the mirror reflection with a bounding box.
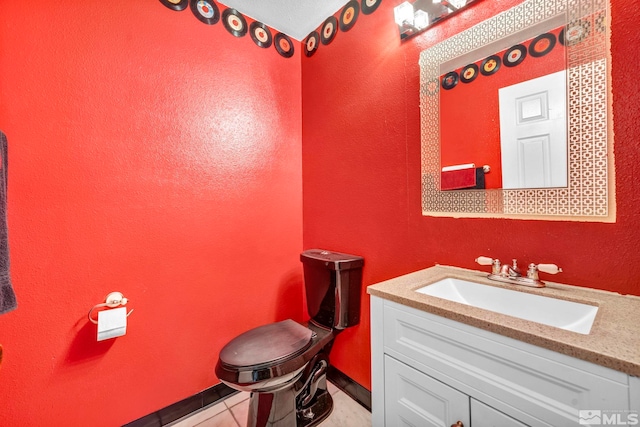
[419,0,612,220]
[439,25,568,191]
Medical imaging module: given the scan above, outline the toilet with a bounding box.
[215,249,364,427]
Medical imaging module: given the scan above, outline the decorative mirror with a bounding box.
[420,0,613,221]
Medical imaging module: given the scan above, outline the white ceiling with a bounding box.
[218,0,351,41]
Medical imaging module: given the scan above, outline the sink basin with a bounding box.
[416,278,598,334]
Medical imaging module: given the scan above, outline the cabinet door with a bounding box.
[470,399,528,427]
[385,355,470,427]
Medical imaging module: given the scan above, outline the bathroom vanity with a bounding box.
[368,266,640,427]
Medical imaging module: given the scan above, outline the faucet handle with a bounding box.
[475,256,494,266]
[476,256,501,275]
[537,264,563,274]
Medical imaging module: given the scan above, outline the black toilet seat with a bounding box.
[219,319,313,369]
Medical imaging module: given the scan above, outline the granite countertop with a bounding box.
[367,265,640,377]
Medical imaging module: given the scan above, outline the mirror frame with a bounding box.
[420,0,614,221]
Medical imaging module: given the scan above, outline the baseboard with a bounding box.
[123,366,371,426]
[122,383,237,427]
[327,365,372,411]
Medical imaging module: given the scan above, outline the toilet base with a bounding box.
[246,375,333,427]
[297,388,333,427]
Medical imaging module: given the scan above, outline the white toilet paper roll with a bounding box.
[97,307,127,341]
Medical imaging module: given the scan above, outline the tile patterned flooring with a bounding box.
[168,382,371,427]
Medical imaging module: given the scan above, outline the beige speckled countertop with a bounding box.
[367,265,640,377]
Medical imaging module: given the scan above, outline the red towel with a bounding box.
[441,168,476,190]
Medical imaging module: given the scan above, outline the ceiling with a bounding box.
[218,0,352,41]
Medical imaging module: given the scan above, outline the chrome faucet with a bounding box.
[475,256,562,288]
[499,259,521,278]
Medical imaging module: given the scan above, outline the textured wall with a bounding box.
[0,1,302,425]
[302,0,640,391]
[0,0,637,422]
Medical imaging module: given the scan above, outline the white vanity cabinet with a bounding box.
[371,296,639,427]
[385,354,526,426]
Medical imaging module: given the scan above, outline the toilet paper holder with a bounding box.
[88,292,133,325]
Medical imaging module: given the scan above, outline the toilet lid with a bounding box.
[219,319,313,369]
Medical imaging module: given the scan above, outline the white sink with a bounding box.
[416,278,598,334]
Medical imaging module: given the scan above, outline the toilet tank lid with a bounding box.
[301,249,364,271]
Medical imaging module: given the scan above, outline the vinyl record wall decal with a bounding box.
[160,0,188,11]
[361,0,382,15]
[441,71,459,90]
[460,64,478,83]
[250,22,272,48]
[222,8,247,37]
[558,28,565,46]
[560,20,591,46]
[529,33,556,57]
[503,44,527,67]
[159,0,385,58]
[321,16,338,45]
[304,31,320,57]
[480,55,501,76]
[339,1,360,32]
[440,28,566,90]
[190,0,220,25]
[274,33,294,58]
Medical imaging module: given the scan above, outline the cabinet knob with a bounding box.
[451,422,464,427]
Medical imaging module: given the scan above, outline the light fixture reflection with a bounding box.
[394,0,479,41]
[449,0,468,9]
[393,1,415,26]
[414,9,429,30]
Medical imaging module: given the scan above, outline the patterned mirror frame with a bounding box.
[420,0,613,221]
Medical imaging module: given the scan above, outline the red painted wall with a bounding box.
[1,0,638,422]
[302,0,640,392]
[440,27,565,189]
[0,1,302,425]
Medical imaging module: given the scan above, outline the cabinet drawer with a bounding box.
[385,355,470,427]
[471,399,528,427]
[382,301,630,426]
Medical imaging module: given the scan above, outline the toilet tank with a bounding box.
[300,249,364,330]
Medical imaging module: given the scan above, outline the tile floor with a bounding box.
[168,382,371,427]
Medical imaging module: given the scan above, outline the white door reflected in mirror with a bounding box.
[499,70,567,189]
